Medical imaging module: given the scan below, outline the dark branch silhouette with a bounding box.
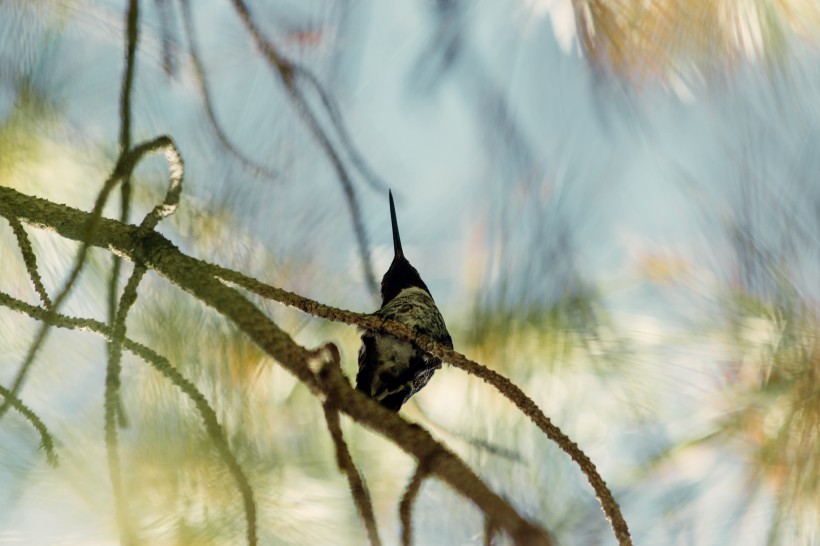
[178,0,279,181]
[399,460,429,546]
[484,517,499,546]
[228,0,382,296]
[319,342,382,546]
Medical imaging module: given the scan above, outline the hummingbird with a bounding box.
[356,191,453,411]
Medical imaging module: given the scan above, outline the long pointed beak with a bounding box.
[389,190,404,258]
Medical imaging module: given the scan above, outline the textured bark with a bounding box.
[0,185,552,546]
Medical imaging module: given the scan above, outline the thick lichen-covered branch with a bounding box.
[0,185,552,546]
[208,255,631,546]
[0,135,178,427]
[208,258,632,545]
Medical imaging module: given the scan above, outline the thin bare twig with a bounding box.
[155,0,178,76]
[285,86,379,295]
[228,0,379,296]
[294,67,390,194]
[412,400,524,463]
[179,0,279,181]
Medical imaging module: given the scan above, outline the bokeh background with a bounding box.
[1,0,818,544]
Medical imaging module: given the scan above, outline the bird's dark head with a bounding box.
[381,191,432,305]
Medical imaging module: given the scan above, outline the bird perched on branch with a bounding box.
[356,191,453,411]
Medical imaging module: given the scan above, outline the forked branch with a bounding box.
[0,185,552,546]
[208,260,632,545]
